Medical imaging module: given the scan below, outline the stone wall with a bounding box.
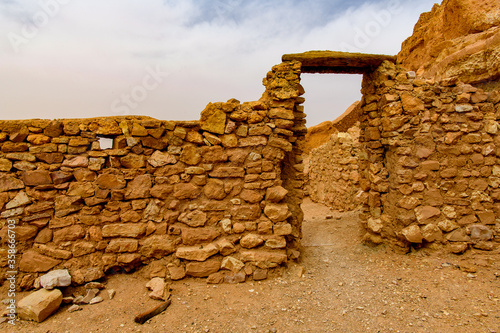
[306,126,361,212]
[331,101,362,133]
[359,61,500,253]
[5,50,498,290]
[0,61,306,288]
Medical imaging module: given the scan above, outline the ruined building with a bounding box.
[1,0,499,287]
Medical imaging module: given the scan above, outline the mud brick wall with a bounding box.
[306,126,361,212]
[0,60,306,288]
[359,61,500,253]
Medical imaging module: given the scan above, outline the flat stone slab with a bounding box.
[282,51,396,74]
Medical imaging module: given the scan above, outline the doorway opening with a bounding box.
[300,73,363,128]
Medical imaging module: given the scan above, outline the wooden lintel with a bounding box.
[282,51,396,74]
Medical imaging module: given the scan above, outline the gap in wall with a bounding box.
[300,73,363,127]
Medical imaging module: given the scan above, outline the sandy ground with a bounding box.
[2,197,500,333]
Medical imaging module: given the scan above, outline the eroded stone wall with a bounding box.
[359,61,500,253]
[6,51,498,290]
[306,126,361,212]
[0,61,306,288]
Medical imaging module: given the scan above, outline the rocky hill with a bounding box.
[397,0,500,88]
[303,101,360,154]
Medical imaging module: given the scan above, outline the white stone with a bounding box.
[469,224,493,242]
[89,296,104,305]
[220,218,232,233]
[406,71,416,79]
[146,277,167,300]
[6,191,31,209]
[455,104,473,112]
[40,269,72,290]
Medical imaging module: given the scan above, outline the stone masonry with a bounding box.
[0,61,306,288]
[3,50,500,289]
[359,61,500,252]
[306,126,361,212]
[287,50,499,253]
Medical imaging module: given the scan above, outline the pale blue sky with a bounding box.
[0,0,438,126]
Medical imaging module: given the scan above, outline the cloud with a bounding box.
[0,0,438,125]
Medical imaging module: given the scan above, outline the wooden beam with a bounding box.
[134,297,172,324]
[282,51,396,74]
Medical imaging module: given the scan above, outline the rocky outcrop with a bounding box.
[398,0,500,87]
[304,101,361,154]
[304,121,337,155]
